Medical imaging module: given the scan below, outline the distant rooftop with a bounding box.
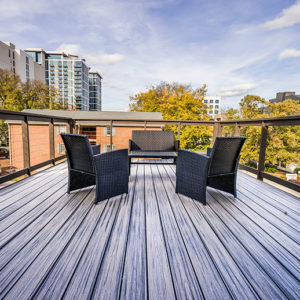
[21,109,163,121]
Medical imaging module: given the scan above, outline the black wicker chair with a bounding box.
[61,133,129,203]
[176,137,246,205]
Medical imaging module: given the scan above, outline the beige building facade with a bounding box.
[0,41,45,83]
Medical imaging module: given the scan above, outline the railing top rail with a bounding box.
[0,109,72,121]
[0,109,299,126]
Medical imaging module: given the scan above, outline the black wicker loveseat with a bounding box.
[61,133,129,203]
[176,137,246,205]
[128,130,179,170]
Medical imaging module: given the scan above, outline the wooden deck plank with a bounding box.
[0,180,67,248]
[159,164,232,299]
[0,161,299,299]
[2,188,95,299]
[238,184,299,230]
[151,164,204,299]
[91,169,137,299]
[0,178,67,234]
[238,180,300,223]
[0,168,66,218]
[120,164,147,299]
[62,191,125,299]
[206,189,299,299]
[0,162,66,198]
[208,189,300,280]
[144,163,176,300]
[204,191,298,299]
[33,195,109,299]
[239,171,300,203]
[238,176,300,217]
[0,188,93,296]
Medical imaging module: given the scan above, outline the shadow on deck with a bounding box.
[0,161,299,299]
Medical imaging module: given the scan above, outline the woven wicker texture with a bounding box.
[61,133,95,174]
[61,133,129,202]
[131,130,175,151]
[176,137,246,205]
[208,137,246,176]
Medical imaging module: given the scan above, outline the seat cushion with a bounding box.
[129,151,177,158]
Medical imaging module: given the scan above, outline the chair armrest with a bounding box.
[129,139,133,152]
[91,145,100,155]
[177,149,210,178]
[174,140,180,151]
[206,147,212,156]
[93,149,129,202]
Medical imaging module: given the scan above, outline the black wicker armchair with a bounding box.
[176,137,246,205]
[61,133,129,203]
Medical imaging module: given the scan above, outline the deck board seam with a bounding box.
[237,184,300,228]
[203,191,291,298]
[236,189,300,244]
[0,188,94,297]
[210,189,300,280]
[149,163,178,300]
[32,189,110,299]
[90,164,139,300]
[158,164,205,299]
[118,164,142,300]
[237,177,300,217]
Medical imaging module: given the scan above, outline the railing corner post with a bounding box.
[257,122,268,181]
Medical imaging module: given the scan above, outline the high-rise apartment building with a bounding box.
[26,49,102,111]
[89,71,102,111]
[203,96,221,119]
[0,42,45,83]
[26,49,91,110]
[269,92,300,104]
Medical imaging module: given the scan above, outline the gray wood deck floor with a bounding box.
[0,161,299,300]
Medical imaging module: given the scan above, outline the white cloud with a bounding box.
[279,48,300,59]
[219,83,257,97]
[85,53,125,65]
[56,44,81,55]
[261,2,300,30]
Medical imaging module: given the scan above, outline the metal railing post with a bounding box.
[21,116,31,175]
[257,122,268,181]
[178,122,181,140]
[144,121,147,130]
[212,122,222,144]
[234,123,240,136]
[49,118,55,165]
[110,120,113,150]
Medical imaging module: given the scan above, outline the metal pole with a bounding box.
[110,120,113,150]
[257,122,268,181]
[21,116,31,175]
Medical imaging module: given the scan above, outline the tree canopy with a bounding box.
[0,69,64,111]
[130,82,212,150]
[224,95,300,168]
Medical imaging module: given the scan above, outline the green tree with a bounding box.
[0,68,64,111]
[130,82,212,150]
[224,95,300,169]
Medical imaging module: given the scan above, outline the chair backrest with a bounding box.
[131,130,175,151]
[61,133,95,174]
[208,137,246,176]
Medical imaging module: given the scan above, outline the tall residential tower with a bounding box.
[89,71,102,111]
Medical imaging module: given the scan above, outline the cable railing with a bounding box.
[0,109,299,193]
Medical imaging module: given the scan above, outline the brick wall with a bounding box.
[8,123,162,169]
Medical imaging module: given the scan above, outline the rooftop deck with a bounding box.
[0,161,299,299]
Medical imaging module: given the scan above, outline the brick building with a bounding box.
[7,110,163,170]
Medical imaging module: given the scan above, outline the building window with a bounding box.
[104,126,116,136]
[215,99,219,103]
[215,110,219,114]
[56,125,67,135]
[25,56,30,80]
[210,99,214,103]
[103,144,116,152]
[209,110,213,114]
[215,105,219,109]
[57,143,65,154]
[204,99,208,103]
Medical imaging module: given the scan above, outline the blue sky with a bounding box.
[0,0,300,110]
